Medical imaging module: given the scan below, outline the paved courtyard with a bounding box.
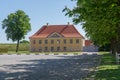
[0,53,101,80]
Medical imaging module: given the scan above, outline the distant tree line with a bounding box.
[20,40,29,43]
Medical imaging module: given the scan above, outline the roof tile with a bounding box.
[30,25,84,38]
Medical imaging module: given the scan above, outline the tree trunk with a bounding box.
[116,43,120,53]
[116,25,120,53]
[116,0,120,53]
[16,39,20,52]
[116,34,120,53]
[110,39,117,54]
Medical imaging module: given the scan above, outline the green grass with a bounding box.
[95,52,120,80]
[0,43,29,53]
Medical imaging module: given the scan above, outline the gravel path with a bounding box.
[0,53,101,80]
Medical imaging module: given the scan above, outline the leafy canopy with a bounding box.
[63,0,120,45]
[2,10,31,42]
[2,10,31,52]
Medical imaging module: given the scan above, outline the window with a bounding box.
[39,46,42,52]
[76,39,79,43]
[32,48,35,51]
[51,47,54,51]
[39,49,42,52]
[57,47,60,51]
[33,40,36,44]
[63,47,66,51]
[64,39,66,44]
[45,47,48,51]
[70,39,73,44]
[51,40,54,44]
[45,40,48,44]
[57,39,60,44]
[39,40,42,44]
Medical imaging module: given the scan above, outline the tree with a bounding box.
[2,10,31,52]
[63,0,120,54]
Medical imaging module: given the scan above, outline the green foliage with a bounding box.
[63,0,120,53]
[18,43,29,51]
[2,10,31,52]
[99,44,110,51]
[20,40,29,43]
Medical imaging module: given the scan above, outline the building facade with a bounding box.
[29,24,84,52]
[82,40,99,52]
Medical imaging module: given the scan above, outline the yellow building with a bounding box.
[29,24,84,52]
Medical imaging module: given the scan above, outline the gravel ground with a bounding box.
[0,53,101,80]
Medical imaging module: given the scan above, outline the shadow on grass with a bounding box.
[0,54,101,80]
[95,52,120,80]
[100,53,116,65]
[96,66,120,80]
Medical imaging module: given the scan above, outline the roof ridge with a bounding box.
[72,25,85,38]
[60,25,68,34]
[45,24,72,26]
[29,24,84,39]
[36,26,47,35]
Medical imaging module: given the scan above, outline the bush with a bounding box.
[99,44,110,51]
[19,43,29,51]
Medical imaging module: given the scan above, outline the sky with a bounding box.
[0,0,85,43]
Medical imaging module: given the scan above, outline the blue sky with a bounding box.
[0,0,85,43]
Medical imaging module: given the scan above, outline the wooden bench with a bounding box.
[116,53,120,64]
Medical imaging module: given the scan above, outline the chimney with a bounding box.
[46,23,49,26]
[67,22,70,25]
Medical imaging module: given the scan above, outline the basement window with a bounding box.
[63,47,66,51]
[45,47,48,51]
[51,47,54,51]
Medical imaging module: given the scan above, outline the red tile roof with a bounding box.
[85,40,92,46]
[30,24,84,38]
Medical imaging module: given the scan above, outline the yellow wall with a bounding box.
[30,37,83,52]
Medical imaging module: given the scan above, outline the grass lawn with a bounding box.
[0,43,29,53]
[95,52,120,80]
